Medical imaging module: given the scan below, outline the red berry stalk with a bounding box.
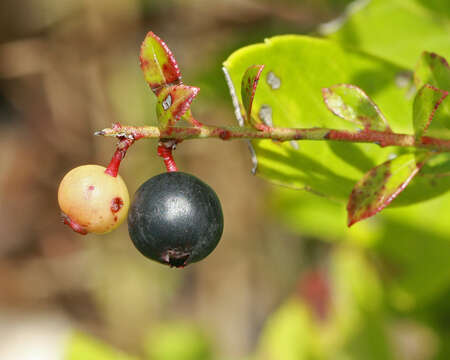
[157,143,178,172]
[105,137,135,177]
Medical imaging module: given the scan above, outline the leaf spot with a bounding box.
[395,71,412,88]
[258,105,273,126]
[388,153,397,160]
[162,94,172,110]
[266,71,281,90]
[290,141,299,150]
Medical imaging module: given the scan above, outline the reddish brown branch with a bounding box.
[96,124,450,152]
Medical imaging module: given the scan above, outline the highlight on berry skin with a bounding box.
[58,165,130,235]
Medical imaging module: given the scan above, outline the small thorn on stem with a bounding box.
[61,212,88,235]
[157,141,178,172]
[112,122,123,131]
[105,136,135,177]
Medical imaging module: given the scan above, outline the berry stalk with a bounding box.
[157,142,178,172]
[105,137,135,177]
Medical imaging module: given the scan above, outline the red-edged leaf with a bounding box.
[241,65,265,125]
[413,84,449,140]
[181,109,202,127]
[322,84,390,132]
[414,52,450,91]
[347,153,430,227]
[413,52,450,140]
[156,85,199,128]
[140,31,182,95]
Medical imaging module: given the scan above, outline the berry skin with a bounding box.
[58,165,130,234]
[128,172,223,267]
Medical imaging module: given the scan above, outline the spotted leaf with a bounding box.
[241,65,265,128]
[156,85,199,129]
[180,108,202,127]
[413,52,450,140]
[224,35,450,205]
[323,84,390,132]
[140,31,182,95]
[415,52,450,91]
[413,84,449,140]
[347,152,430,227]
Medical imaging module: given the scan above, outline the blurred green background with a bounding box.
[0,0,449,359]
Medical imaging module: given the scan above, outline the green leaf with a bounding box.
[256,299,320,360]
[347,153,429,226]
[271,185,450,305]
[65,332,137,360]
[375,215,450,309]
[156,85,199,128]
[140,31,182,95]
[325,0,450,68]
[413,84,449,139]
[413,52,450,140]
[224,35,450,206]
[255,248,392,360]
[415,52,450,90]
[241,64,265,128]
[393,152,450,206]
[323,84,391,131]
[330,248,394,360]
[224,35,416,202]
[143,322,213,360]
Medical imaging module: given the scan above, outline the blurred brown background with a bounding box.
[0,0,351,358]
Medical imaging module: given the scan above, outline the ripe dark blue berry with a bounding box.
[128,172,223,267]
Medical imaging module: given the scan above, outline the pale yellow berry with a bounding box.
[58,165,130,234]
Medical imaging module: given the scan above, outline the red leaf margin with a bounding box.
[347,154,430,227]
[139,31,182,95]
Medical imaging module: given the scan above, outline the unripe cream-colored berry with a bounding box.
[58,165,130,234]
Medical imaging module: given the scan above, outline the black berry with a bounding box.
[128,172,224,267]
